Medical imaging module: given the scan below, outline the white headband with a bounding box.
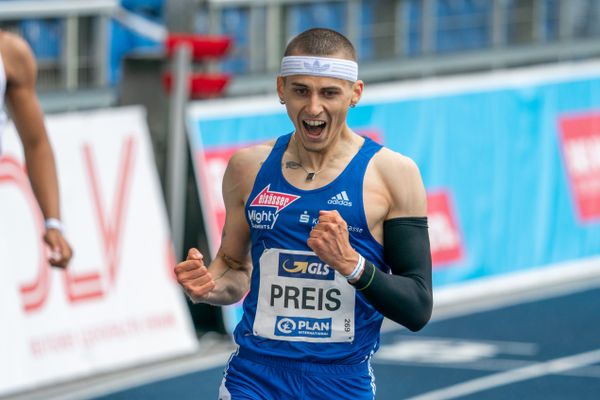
[280,56,358,82]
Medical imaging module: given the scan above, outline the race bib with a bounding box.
[253,248,356,343]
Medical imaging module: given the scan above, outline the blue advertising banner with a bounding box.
[187,61,600,333]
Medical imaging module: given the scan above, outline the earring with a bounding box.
[350,103,356,108]
[279,99,285,104]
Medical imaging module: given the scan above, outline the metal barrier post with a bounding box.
[166,44,192,261]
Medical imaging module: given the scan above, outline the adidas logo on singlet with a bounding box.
[327,191,352,207]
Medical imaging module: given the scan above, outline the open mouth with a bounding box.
[302,119,327,137]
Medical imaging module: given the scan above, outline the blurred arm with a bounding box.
[3,33,72,267]
[4,33,60,222]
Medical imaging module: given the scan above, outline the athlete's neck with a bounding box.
[293,128,360,172]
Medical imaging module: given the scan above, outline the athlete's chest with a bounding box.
[245,180,364,235]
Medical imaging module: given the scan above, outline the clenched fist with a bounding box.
[174,248,216,303]
[307,210,359,277]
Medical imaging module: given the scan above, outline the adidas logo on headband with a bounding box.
[303,60,331,73]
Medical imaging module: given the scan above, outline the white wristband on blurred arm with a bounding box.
[45,218,64,233]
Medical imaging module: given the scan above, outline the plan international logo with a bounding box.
[248,185,300,229]
[275,316,332,338]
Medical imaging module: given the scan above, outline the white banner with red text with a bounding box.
[0,106,197,395]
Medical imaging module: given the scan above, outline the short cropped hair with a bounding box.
[284,28,357,61]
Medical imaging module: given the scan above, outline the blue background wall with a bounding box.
[188,70,600,290]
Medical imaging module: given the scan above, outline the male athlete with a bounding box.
[0,31,72,267]
[175,28,432,399]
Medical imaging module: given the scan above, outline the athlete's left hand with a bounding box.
[44,229,73,268]
[308,210,359,276]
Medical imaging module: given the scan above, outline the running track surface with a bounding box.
[92,286,600,399]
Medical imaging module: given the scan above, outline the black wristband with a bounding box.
[350,260,376,291]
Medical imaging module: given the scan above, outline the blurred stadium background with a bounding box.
[1,0,600,399]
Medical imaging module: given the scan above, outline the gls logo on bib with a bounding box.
[278,253,335,280]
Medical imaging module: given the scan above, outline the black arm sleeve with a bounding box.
[351,217,433,331]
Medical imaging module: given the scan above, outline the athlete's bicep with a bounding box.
[384,153,427,219]
[217,152,252,271]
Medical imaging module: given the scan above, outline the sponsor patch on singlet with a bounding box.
[246,185,300,230]
[253,248,356,343]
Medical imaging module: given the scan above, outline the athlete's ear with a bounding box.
[351,79,364,107]
[277,76,286,103]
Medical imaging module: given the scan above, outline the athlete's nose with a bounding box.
[305,93,323,117]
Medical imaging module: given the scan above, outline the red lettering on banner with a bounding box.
[81,320,140,348]
[28,311,177,358]
[3,137,138,311]
[145,312,176,330]
[30,332,75,357]
[427,191,464,266]
[0,156,51,312]
[62,136,136,303]
[558,112,600,221]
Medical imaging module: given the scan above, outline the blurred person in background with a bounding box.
[175,28,432,399]
[0,31,72,268]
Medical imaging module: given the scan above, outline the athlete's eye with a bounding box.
[294,88,308,96]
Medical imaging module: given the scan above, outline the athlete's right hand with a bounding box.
[174,248,216,303]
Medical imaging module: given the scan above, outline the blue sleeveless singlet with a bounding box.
[234,133,386,364]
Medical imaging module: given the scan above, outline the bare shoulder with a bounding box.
[371,147,427,217]
[0,32,36,84]
[227,140,275,175]
[0,31,32,57]
[222,140,277,201]
[373,147,421,177]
